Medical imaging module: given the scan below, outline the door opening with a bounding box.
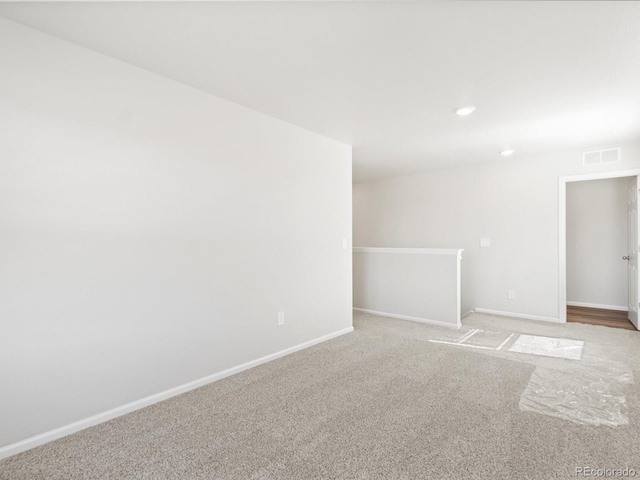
[559,169,640,330]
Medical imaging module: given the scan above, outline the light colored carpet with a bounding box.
[1,311,639,479]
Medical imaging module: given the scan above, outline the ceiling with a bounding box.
[1,1,640,182]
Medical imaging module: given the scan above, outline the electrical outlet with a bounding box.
[277,311,285,326]
[342,238,348,250]
[480,238,491,247]
[508,290,516,300]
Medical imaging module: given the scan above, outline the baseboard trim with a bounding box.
[0,326,354,461]
[474,308,563,323]
[461,310,474,319]
[566,301,628,312]
[353,307,460,329]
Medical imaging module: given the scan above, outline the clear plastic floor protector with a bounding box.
[507,334,584,360]
[520,366,629,427]
[367,312,636,428]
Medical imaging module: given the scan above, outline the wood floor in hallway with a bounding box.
[567,305,637,331]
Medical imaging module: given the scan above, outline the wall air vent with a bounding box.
[582,147,620,167]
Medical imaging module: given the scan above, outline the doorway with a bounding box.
[559,169,640,330]
[566,177,635,330]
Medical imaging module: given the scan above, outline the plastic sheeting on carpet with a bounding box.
[507,334,583,360]
[519,366,629,427]
[423,323,633,427]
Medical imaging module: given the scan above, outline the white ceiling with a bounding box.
[1,1,640,182]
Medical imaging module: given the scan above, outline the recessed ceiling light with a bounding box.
[454,106,476,116]
[500,149,515,156]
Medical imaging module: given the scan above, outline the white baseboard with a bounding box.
[353,307,460,329]
[0,326,354,461]
[461,310,474,319]
[474,308,562,323]
[566,301,628,312]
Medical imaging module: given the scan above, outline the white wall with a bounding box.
[566,177,628,309]
[353,249,462,328]
[353,142,640,320]
[0,18,352,450]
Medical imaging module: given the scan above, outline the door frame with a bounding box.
[558,168,640,323]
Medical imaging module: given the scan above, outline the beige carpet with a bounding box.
[1,311,639,479]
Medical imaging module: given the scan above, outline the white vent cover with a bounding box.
[582,147,620,166]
